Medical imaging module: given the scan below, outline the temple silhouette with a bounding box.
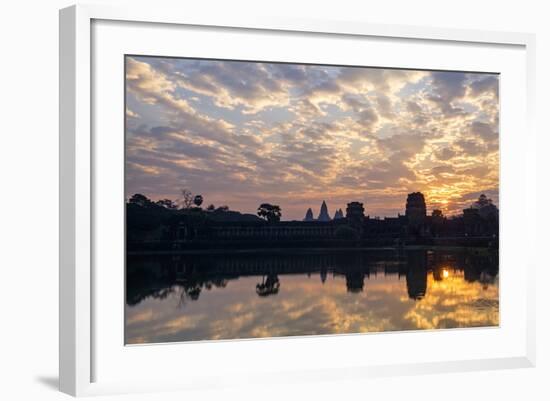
[304,201,344,222]
[127,192,498,252]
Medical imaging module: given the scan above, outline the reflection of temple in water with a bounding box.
[344,271,366,293]
[320,268,327,284]
[126,249,498,305]
[406,251,427,300]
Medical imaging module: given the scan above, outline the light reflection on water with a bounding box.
[125,249,498,344]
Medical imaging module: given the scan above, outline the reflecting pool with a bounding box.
[125,248,499,344]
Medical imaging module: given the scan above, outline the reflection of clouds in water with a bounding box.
[126,270,498,344]
[127,308,209,343]
[126,309,154,325]
[403,271,498,330]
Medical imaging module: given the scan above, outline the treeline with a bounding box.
[126,190,274,243]
[128,189,283,226]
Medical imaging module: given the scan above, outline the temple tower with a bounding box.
[346,202,365,228]
[405,192,426,227]
[317,200,331,222]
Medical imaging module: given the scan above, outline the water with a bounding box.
[125,248,499,344]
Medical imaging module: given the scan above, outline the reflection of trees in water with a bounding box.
[126,266,178,306]
[183,285,201,301]
[256,274,280,297]
[176,275,229,305]
[126,249,498,305]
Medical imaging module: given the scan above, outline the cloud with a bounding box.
[126,107,140,119]
[406,100,422,114]
[469,75,499,97]
[356,108,379,129]
[470,121,498,145]
[431,165,455,175]
[434,147,457,161]
[456,139,486,156]
[375,93,394,119]
[338,67,426,93]
[365,158,416,187]
[146,58,293,114]
[126,58,175,103]
[125,57,499,219]
[379,132,427,158]
[427,71,468,117]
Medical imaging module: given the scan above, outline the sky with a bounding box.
[125,56,499,221]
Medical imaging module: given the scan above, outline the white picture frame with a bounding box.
[59,3,536,397]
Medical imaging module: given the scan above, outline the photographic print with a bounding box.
[125,56,499,344]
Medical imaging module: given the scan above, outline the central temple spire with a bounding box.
[317,200,331,222]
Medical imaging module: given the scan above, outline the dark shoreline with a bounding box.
[127,245,496,256]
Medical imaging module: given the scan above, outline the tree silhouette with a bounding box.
[474,194,491,207]
[128,193,152,208]
[156,199,177,209]
[206,204,215,212]
[180,189,194,209]
[193,194,204,208]
[257,203,281,223]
